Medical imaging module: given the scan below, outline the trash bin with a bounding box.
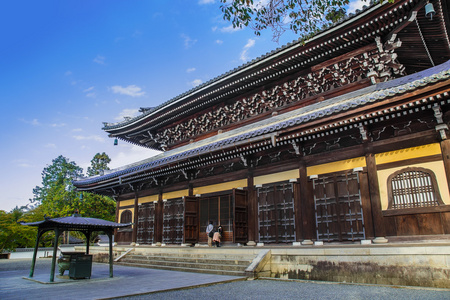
[69,254,92,279]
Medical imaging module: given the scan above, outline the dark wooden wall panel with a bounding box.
[396,215,419,236]
[442,212,450,234]
[417,213,443,235]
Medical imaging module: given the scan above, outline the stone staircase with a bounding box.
[115,248,256,276]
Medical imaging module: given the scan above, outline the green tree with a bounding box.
[220,0,372,42]
[0,206,36,253]
[31,154,116,221]
[31,155,83,218]
[86,152,111,176]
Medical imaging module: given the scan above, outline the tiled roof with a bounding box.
[102,1,379,131]
[74,60,450,187]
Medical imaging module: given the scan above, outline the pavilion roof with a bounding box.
[74,59,450,190]
[21,214,131,231]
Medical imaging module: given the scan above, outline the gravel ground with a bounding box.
[1,259,449,300]
[113,280,450,300]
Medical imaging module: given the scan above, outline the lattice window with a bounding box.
[120,210,132,223]
[387,167,444,209]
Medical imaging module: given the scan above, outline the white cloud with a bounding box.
[186,67,196,73]
[216,39,224,45]
[110,85,145,97]
[83,86,96,98]
[198,0,215,4]
[45,143,57,148]
[72,128,83,132]
[109,145,162,170]
[347,0,367,14]
[181,34,197,49]
[20,118,41,126]
[14,159,33,168]
[50,123,66,128]
[220,25,242,33]
[93,55,106,65]
[72,135,105,142]
[240,39,256,62]
[190,79,203,87]
[114,108,140,121]
[65,71,72,76]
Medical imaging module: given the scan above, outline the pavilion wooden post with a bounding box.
[50,228,61,282]
[29,229,44,278]
[84,230,91,254]
[107,230,114,278]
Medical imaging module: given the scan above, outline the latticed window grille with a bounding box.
[388,167,443,209]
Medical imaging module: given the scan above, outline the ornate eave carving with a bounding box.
[138,37,404,149]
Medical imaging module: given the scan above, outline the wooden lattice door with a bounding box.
[312,171,365,242]
[257,182,296,243]
[136,202,155,244]
[163,198,184,244]
[183,196,199,244]
[233,189,248,243]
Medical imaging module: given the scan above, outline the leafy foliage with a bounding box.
[87,152,111,176]
[31,154,115,220]
[0,206,36,252]
[220,0,352,42]
[1,153,117,252]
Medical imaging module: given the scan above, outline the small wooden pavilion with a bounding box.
[22,214,131,282]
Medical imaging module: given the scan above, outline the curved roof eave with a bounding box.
[75,59,450,188]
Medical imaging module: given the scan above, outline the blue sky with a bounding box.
[0,0,365,211]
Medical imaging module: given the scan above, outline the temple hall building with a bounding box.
[74,0,450,247]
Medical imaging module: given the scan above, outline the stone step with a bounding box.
[123,255,252,265]
[116,261,247,276]
[120,257,248,272]
[130,252,255,260]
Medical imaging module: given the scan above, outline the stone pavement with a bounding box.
[1,258,450,300]
[0,258,245,300]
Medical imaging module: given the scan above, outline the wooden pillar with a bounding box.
[154,190,164,244]
[365,152,387,242]
[246,169,257,246]
[131,190,139,245]
[359,171,375,239]
[440,139,450,193]
[293,181,302,242]
[188,183,193,196]
[299,160,315,242]
[114,199,120,236]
